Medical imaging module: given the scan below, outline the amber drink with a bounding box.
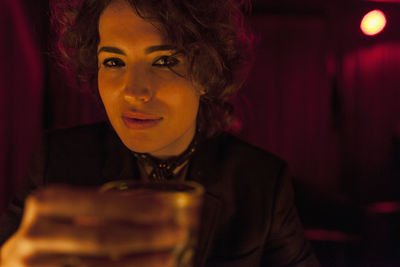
[99,180,204,267]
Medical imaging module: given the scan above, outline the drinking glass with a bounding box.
[99,180,204,267]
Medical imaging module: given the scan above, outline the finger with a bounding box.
[24,217,188,256]
[25,252,175,267]
[23,185,172,225]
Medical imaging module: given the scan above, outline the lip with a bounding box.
[122,111,162,120]
[121,111,163,130]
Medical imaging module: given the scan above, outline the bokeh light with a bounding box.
[360,9,387,36]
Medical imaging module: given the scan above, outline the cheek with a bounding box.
[98,73,121,105]
[159,83,200,112]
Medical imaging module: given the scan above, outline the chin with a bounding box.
[111,122,155,152]
[118,131,165,154]
[120,136,155,153]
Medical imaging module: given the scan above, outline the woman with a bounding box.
[0,0,319,266]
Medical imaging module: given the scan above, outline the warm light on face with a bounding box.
[97,0,201,158]
[360,9,387,36]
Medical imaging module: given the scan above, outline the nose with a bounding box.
[122,68,152,103]
[123,88,152,103]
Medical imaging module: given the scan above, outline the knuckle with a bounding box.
[24,194,39,211]
[3,236,37,264]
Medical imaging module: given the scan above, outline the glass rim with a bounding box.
[99,180,205,197]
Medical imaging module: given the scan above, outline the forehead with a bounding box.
[98,0,164,45]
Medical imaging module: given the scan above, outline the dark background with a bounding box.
[1,0,400,265]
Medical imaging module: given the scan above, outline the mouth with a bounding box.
[121,111,163,130]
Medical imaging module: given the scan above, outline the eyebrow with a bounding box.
[97,45,175,55]
[145,45,175,54]
[98,46,125,55]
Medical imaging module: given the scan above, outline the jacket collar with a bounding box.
[101,124,139,182]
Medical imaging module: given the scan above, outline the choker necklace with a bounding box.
[132,131,200,182]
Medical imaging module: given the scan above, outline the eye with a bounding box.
[152,56,180,68]
[102,58,126,68]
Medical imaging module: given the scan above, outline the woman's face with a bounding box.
[97,0,203,158]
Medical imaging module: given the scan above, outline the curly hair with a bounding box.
[50,0,254,137]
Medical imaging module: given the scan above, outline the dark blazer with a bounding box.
[0,122,319,267]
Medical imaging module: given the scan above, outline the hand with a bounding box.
[0,185,187,267]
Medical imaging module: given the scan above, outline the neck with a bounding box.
[148,124,197,160]
[132,129,200,181]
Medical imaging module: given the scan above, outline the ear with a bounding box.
[194,83,207,96]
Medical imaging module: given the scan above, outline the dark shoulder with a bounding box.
[210,132,286,168]
[45,121,110,141]
[40,121,116,165]
[195,132,288,185]
[44,122,110,149]
[40,122,115,185]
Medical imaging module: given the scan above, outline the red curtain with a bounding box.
[0,0,43,211]
[340,42,400,203]
[46,63,106,129]
[238,16,342,199]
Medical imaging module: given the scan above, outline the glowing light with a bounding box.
[361,9,387,36]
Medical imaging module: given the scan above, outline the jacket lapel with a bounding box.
[188,136,225,267]
[194,191,222,267]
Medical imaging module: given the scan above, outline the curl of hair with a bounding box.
[50,0,254,137]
